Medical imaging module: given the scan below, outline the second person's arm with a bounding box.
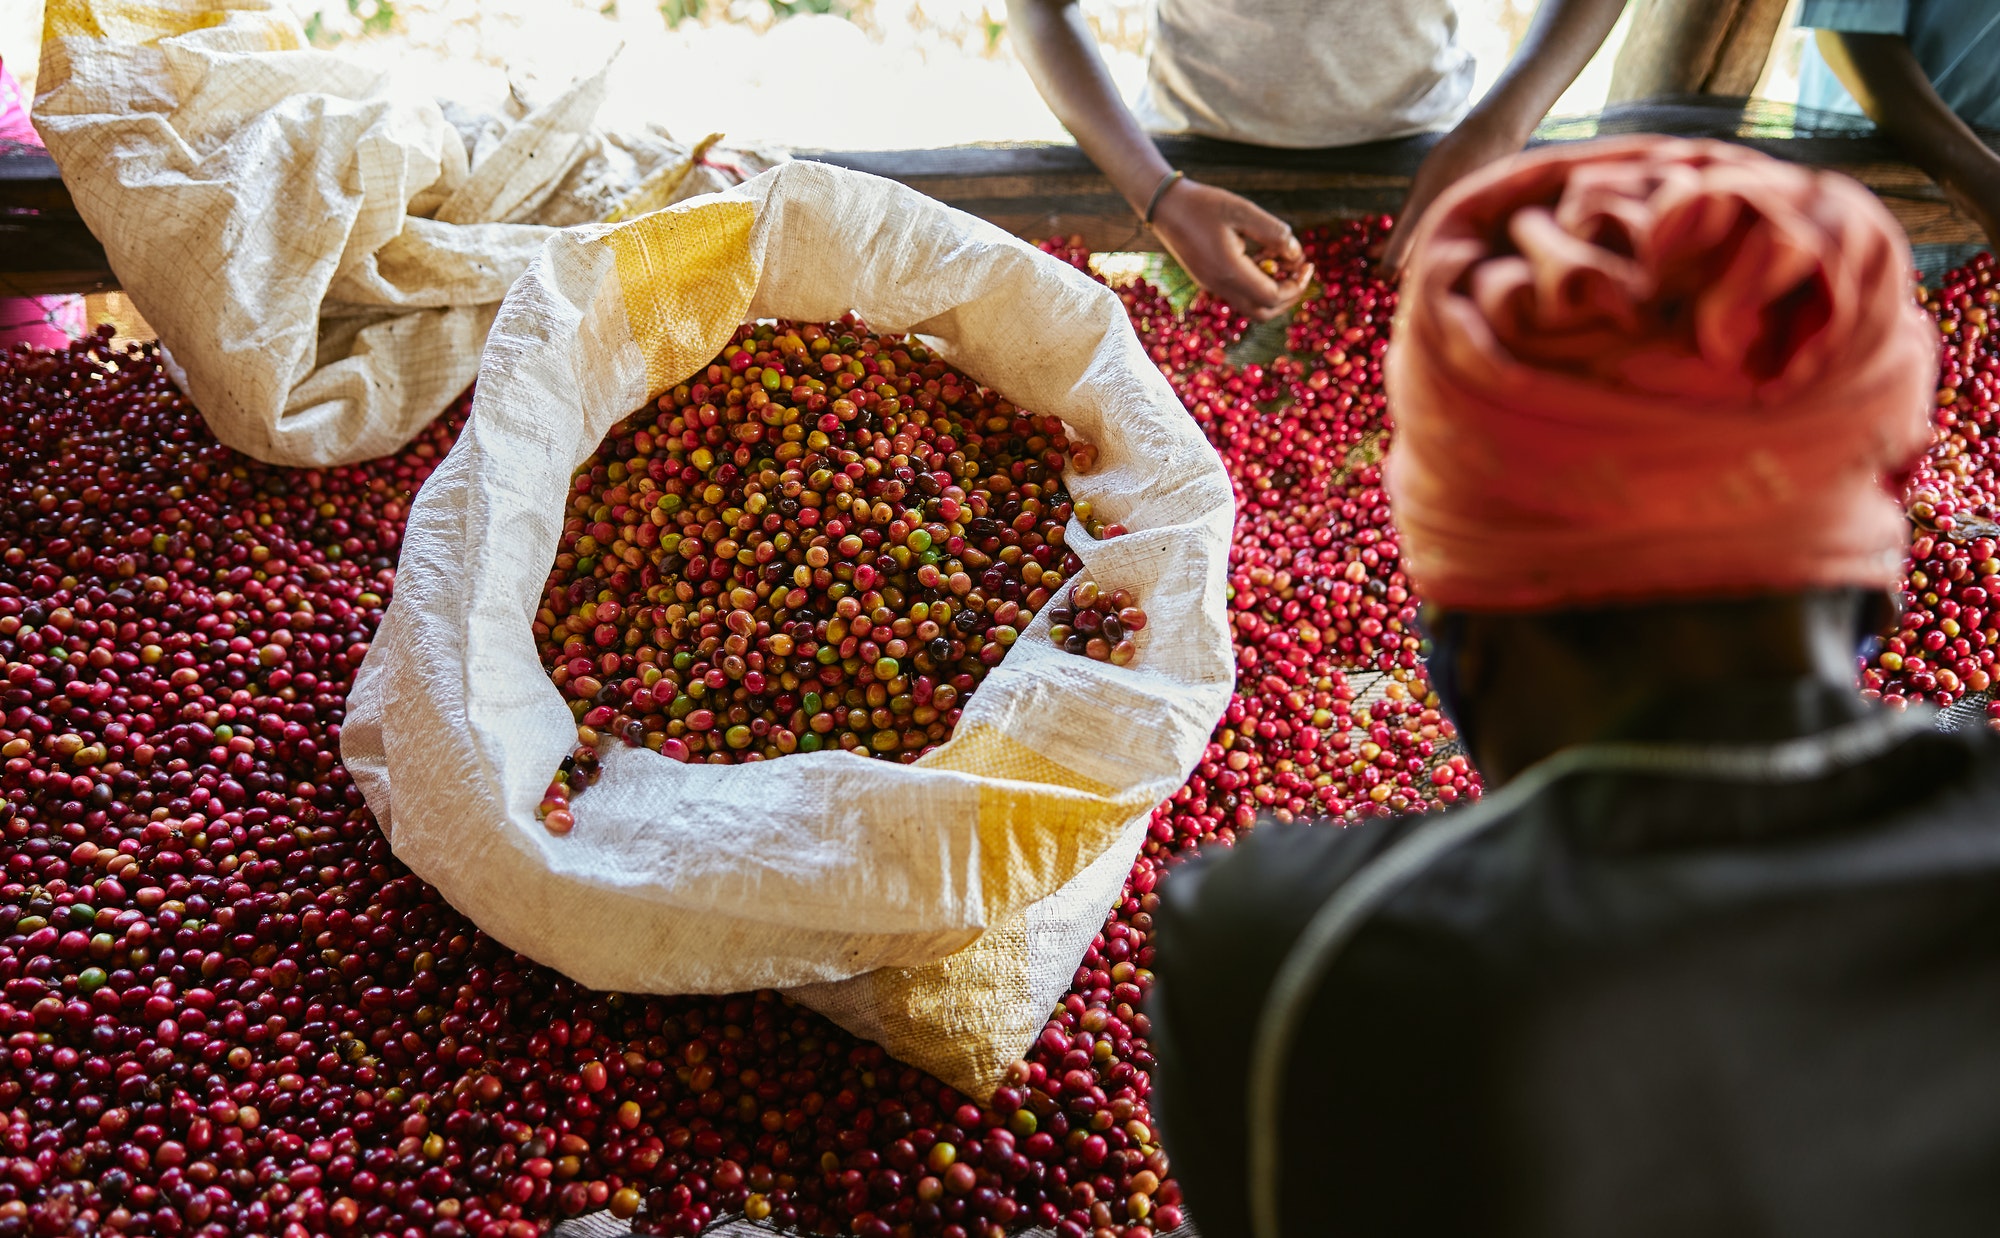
[1008,0,1309,320]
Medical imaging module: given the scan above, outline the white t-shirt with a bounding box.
[1133,0,1475,149]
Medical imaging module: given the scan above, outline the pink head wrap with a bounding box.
[1384,136,1936,612]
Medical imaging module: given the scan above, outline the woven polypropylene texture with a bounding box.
[341,159,1237,1100]
[1935,691,1993,733]
[33,0,779,466]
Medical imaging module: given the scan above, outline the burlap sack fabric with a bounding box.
[342,160,1236,1096]
[31,0,779,468]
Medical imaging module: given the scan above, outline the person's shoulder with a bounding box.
[1154,810,1435,959]
[1169,810,1410,890]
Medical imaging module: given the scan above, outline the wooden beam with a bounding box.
[804,128,1988,252]
[1831,160,1987,246]
[0,270,120,299]
[1608,0,1791,101]
[0,148,115,288]
[0,126,1987,296]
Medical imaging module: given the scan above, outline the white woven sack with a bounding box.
[32,0,778,468]
[342,160,1234,1096]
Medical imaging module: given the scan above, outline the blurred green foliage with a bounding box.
[302,0,397,46]
[657,0,857,27]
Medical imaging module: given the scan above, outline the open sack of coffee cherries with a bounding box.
[342,161,1236,1096]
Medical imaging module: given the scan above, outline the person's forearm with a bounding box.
[1007,0,1172,212]
[1827,32,2000,210]
[1467,0,1629,141]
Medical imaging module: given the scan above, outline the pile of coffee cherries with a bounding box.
[1860,252,2000,724]
[0,229,1462,1238]
[532,318,1091,826]
[12,219,1987,1238]
[0,331,458,1238]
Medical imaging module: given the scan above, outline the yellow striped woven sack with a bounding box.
[342,160,1235,1098]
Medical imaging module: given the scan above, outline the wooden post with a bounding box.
[1607,0,1791,101]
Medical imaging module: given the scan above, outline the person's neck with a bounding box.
[1460,593,1879,785]
[1580,673,1873,746]
[1473,672,1873,785]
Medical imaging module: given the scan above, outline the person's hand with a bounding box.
[1149,178,1311,321]
[1378,113,1532,280]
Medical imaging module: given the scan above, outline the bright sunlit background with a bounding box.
[3,0,1815,151]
